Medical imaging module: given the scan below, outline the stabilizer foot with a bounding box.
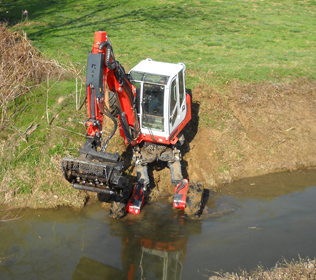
[173,179,189,210]
[126,184,145,215]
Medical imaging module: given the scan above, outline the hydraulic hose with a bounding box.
[98,41,117,70]
[97,99,117,152]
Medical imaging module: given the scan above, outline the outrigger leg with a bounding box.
[126,163,148,214]
[170,150,204,219]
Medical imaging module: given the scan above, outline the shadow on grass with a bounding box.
[1,0,189,39]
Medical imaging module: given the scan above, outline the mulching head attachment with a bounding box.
[61,157,128,195]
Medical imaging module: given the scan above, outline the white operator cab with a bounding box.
[129,59,187,140]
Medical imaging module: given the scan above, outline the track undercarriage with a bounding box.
[133,143,183,187]
[62,138,204,219]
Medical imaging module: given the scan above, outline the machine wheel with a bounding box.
[109,187,131,219]
[184,181,204,219]
[109,91,120,117]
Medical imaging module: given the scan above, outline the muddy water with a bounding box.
[1,170,316,280]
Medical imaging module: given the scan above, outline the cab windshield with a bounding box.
[142,83,165,131]
[130,71,169,132]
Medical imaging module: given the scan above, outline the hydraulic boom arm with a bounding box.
[85,31,139,148]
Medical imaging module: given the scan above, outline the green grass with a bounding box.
[1,0,316,87]
[0,77,84,196]
[1,0,315,202]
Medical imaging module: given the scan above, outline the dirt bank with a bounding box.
[185,79,316,185]
[140,78,316,201]
[2,79,316,209]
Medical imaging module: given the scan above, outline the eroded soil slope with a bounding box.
[2,79,316,208]
[185,79,316,188]
[148,79,316,199]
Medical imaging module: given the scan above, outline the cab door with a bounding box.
[169,76,180,135]
[177,69,186,124]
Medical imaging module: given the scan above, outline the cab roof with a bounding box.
[129,59,185,78]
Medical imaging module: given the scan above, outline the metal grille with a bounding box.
[72,162,80,171]
[62,158,112,178]
[79,163,104,176]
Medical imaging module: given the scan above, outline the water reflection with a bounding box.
[1,170,316,280]
[220,169,316,199]
[73,203,202,280]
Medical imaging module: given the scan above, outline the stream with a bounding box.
[0,169,316,279]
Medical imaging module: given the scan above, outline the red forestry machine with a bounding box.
[61,31,204,218]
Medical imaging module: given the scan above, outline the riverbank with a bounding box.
[1,11,316,209]
[149,78,316,200]
[1,78,315,209]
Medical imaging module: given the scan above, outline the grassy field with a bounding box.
[0,0,316,205]
[1,0,316,87]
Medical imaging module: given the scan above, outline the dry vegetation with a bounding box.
[0,25,87,209]
[210,258,316,280]
[0,24,56,193]
[0,24,60,130]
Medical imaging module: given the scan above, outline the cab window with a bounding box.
[178,70,185,105]
[142,83,164,131]
[170,78,178,126]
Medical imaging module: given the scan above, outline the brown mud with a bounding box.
[144,78,316,202]
[2,78,316,209]
[185,79,316,187]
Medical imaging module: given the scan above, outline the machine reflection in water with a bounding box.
[72,210,202,280]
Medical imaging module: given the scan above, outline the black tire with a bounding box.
[184,181,204,219]
[109,187,131,219]
[109,91,120,117]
